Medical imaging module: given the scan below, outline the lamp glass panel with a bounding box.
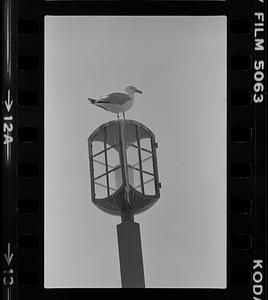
[140,148,153,166]
[143,172,156,195]
[92,131,104,155]
[126,144,139,167]
[106,124,120,147]
[124,124,137,147]
[139,128,152,151]
[140,138,152,152]
[94,175,108,199]
[142,155,154,174]
[106,147,120,170]
[109,167,122,194]
[93,153,106,178]
[131,168,142,193]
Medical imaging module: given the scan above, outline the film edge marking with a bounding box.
[3,242,14,300]
[252,260,263,300]
[3,89,14,162]
[253,1,265,103]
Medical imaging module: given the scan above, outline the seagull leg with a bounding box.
[123,112,125,120]
[117,113,119,120]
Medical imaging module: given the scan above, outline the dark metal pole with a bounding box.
[121,208,134,222]
[117,219,145,288]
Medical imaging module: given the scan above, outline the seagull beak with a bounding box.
[136,89,143,94]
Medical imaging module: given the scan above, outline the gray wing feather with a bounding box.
[97,93,131,105]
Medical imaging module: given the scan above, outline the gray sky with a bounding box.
[45,16,226,288]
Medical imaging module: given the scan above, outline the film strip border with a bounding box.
[1,0,266,299]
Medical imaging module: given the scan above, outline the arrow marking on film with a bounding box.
[4,243,13,266]
[4,89,13,112]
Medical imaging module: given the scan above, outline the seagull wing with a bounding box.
[97,92,131,105]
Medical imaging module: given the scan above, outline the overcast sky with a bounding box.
[44,16,226,288]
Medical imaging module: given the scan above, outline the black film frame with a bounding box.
[1,0,267,299]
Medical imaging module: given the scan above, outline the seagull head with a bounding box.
[124,86,143,95]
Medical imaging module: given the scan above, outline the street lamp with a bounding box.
[88,119,161,287]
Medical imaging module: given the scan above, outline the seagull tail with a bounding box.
[88,98,96,104]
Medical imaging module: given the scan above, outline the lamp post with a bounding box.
[88,119,160,288]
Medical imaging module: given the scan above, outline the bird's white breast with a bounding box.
[122,98,134,112]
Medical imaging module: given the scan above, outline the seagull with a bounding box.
[88,86,143,119]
